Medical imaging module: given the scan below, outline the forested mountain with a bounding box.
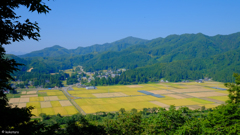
[19,36,148,58]
[82,32,240,71]
[8,32,240,83]
[119,48,240,83]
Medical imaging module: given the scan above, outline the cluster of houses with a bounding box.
[95,69,125,79]
[195,78,211,83]
[160,79,169,83]
[79,69,126,83]
[160,77,211,83]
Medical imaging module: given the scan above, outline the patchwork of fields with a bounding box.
[71,82,228,113]
[9,90,78,116]
[7,81,229,116]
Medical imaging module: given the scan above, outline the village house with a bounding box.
[111,74,116,78]
[86,86,97,90]
[196,79,204,83]
[82,77,87,80]
[3,90,10,94]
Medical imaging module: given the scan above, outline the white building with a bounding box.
[86,86,97,90]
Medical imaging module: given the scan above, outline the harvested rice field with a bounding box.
[7,81,230,115]
[7,89,77,116]
[41,102,52,108]
[59,100,72,106]
[19,98,30,103]
[93,92,128,98]
[126,85,143,88]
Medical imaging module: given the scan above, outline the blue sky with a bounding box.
[5,0,240,54]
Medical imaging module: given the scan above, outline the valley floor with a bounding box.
[8,81,229,116]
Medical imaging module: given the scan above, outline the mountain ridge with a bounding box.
[19,36,148,58]
[8,32,240,83]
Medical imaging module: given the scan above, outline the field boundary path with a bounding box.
[70,100,86,115]
[61,87,86,115]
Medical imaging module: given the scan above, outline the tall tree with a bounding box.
[225,73,240,104]
[0,1,60,134]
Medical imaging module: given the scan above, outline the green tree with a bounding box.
[119,108,126,114]
[104,113,142,135]
[0,0,62,134]
[225,73,240,104]
[131,108,138,114]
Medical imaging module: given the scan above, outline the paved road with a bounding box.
[79,65,93,80]
[61,86,81,99]
[62,87,72,97]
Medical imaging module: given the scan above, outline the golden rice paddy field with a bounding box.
[8,89,77,117]
[68,82,230,114]
[8,81,230,115]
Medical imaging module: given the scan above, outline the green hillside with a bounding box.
[8,32,240,83]
[82,32,240,71]
[120,48,240,83]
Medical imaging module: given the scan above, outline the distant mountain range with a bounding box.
[19,36,149,58]
[6,32,240,82]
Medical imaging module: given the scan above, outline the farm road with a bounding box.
[61,86,86,115]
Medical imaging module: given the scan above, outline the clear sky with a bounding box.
[4,0,240,54]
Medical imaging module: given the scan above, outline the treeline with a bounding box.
[14,71,69,88]
[37,106,220,135]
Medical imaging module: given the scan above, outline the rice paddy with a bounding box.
[8,81,230,115]
[70,81,229,113]
[80,102,160,114]
[208,96,229,102]
[8,89,77,117]
[30,97,44,102]
[51,101,62,107]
